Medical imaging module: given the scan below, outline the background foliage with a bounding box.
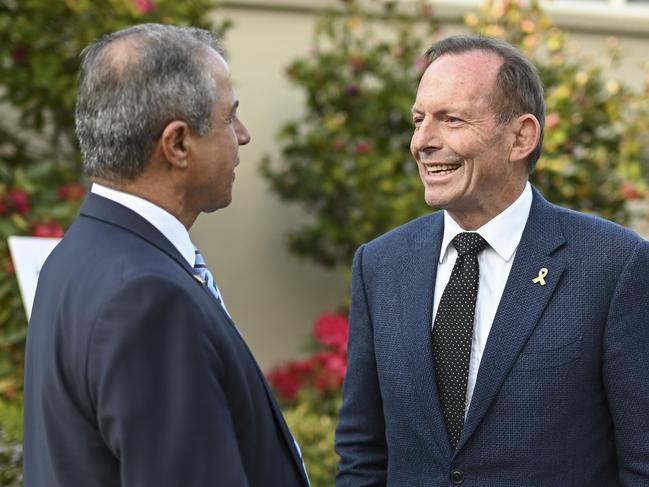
[261,0,647,271]
[261,0,438,268]
[0,0,224,478]
[264,1,649,485]
[0,0,223,395]
[268,312,348,486]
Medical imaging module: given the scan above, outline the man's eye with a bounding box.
[413,117,423,126]
[445,116,462,124]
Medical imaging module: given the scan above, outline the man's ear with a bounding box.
[510,114,541,163]
[160,121,191,169]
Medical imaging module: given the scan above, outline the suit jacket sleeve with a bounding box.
[602,238,649,484]
[87,274,251,486]
[335,245,387,486]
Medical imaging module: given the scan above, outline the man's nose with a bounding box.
[236,118,251,146]
[411,119,441,154]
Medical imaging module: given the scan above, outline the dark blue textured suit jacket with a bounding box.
[335,188,649,486]
[24,193,309,487]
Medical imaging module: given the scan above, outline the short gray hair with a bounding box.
[75,23,224,181]
[425,35,545,171]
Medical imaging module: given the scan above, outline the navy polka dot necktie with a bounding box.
[432,232,488,448]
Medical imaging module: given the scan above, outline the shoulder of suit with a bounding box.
[551,203,644,248]
[361,210,442,256]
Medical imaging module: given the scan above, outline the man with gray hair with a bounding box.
[335,34,649,485]
[24,24,309,487]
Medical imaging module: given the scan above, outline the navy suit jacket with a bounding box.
[24,193,309,487]
[335,188,649,486]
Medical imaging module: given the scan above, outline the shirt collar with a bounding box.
[91,183,196,267]
[439,181,533,263]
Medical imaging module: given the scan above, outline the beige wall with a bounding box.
[190,1,649,370]
[191,7,348,370]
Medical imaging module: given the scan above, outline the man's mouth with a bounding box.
[423,163,461,176]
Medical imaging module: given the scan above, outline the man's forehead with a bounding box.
[416,50,502,100]
[429,50,502,77]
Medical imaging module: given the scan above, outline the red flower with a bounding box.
[8,189,30,215]
[32,222,64,238]
[58,183,86,201]
[316,351,347,379]
[313,351,347,392]
[314,312,349,353]
[355,141,373,155]
[134,0,156,13]
[620,182,642,200]
[267,359,315,402]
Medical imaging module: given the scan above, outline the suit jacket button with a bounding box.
[450,468,464,484]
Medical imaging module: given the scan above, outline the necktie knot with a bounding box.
[452,232,487,256]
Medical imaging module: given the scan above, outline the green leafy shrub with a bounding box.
[0,0,225,397]
[261,0,647,271]
[466,0,647,222]
[261,0,438,268]
[0,397,22,487]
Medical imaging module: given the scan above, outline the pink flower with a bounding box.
[134,0,156,13]
[316,351,347,380]
[313,351,347,392]
[314,312,349,353]
[545,112,561,129]
[355,141,373,155]
[8,189,30,215]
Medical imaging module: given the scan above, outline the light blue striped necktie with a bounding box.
[193,248,230,318]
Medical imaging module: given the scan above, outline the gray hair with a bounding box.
[75,23,224,181]
[425,35,545,171]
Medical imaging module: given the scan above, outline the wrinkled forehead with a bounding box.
[426,50,502,89]
[416,50,503,109]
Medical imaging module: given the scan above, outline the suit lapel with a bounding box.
[398,213,455,457]
[80,194,309,484]
[458,189,566,451]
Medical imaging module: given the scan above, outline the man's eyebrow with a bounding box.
[411,106,423,115]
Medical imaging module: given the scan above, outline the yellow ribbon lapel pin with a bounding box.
[532,267,548,286]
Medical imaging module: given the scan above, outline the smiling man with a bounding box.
[24,24,309,487]
[335,35,649,486]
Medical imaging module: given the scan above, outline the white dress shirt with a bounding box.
[91,183,196,267]
[432,182,533,415]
